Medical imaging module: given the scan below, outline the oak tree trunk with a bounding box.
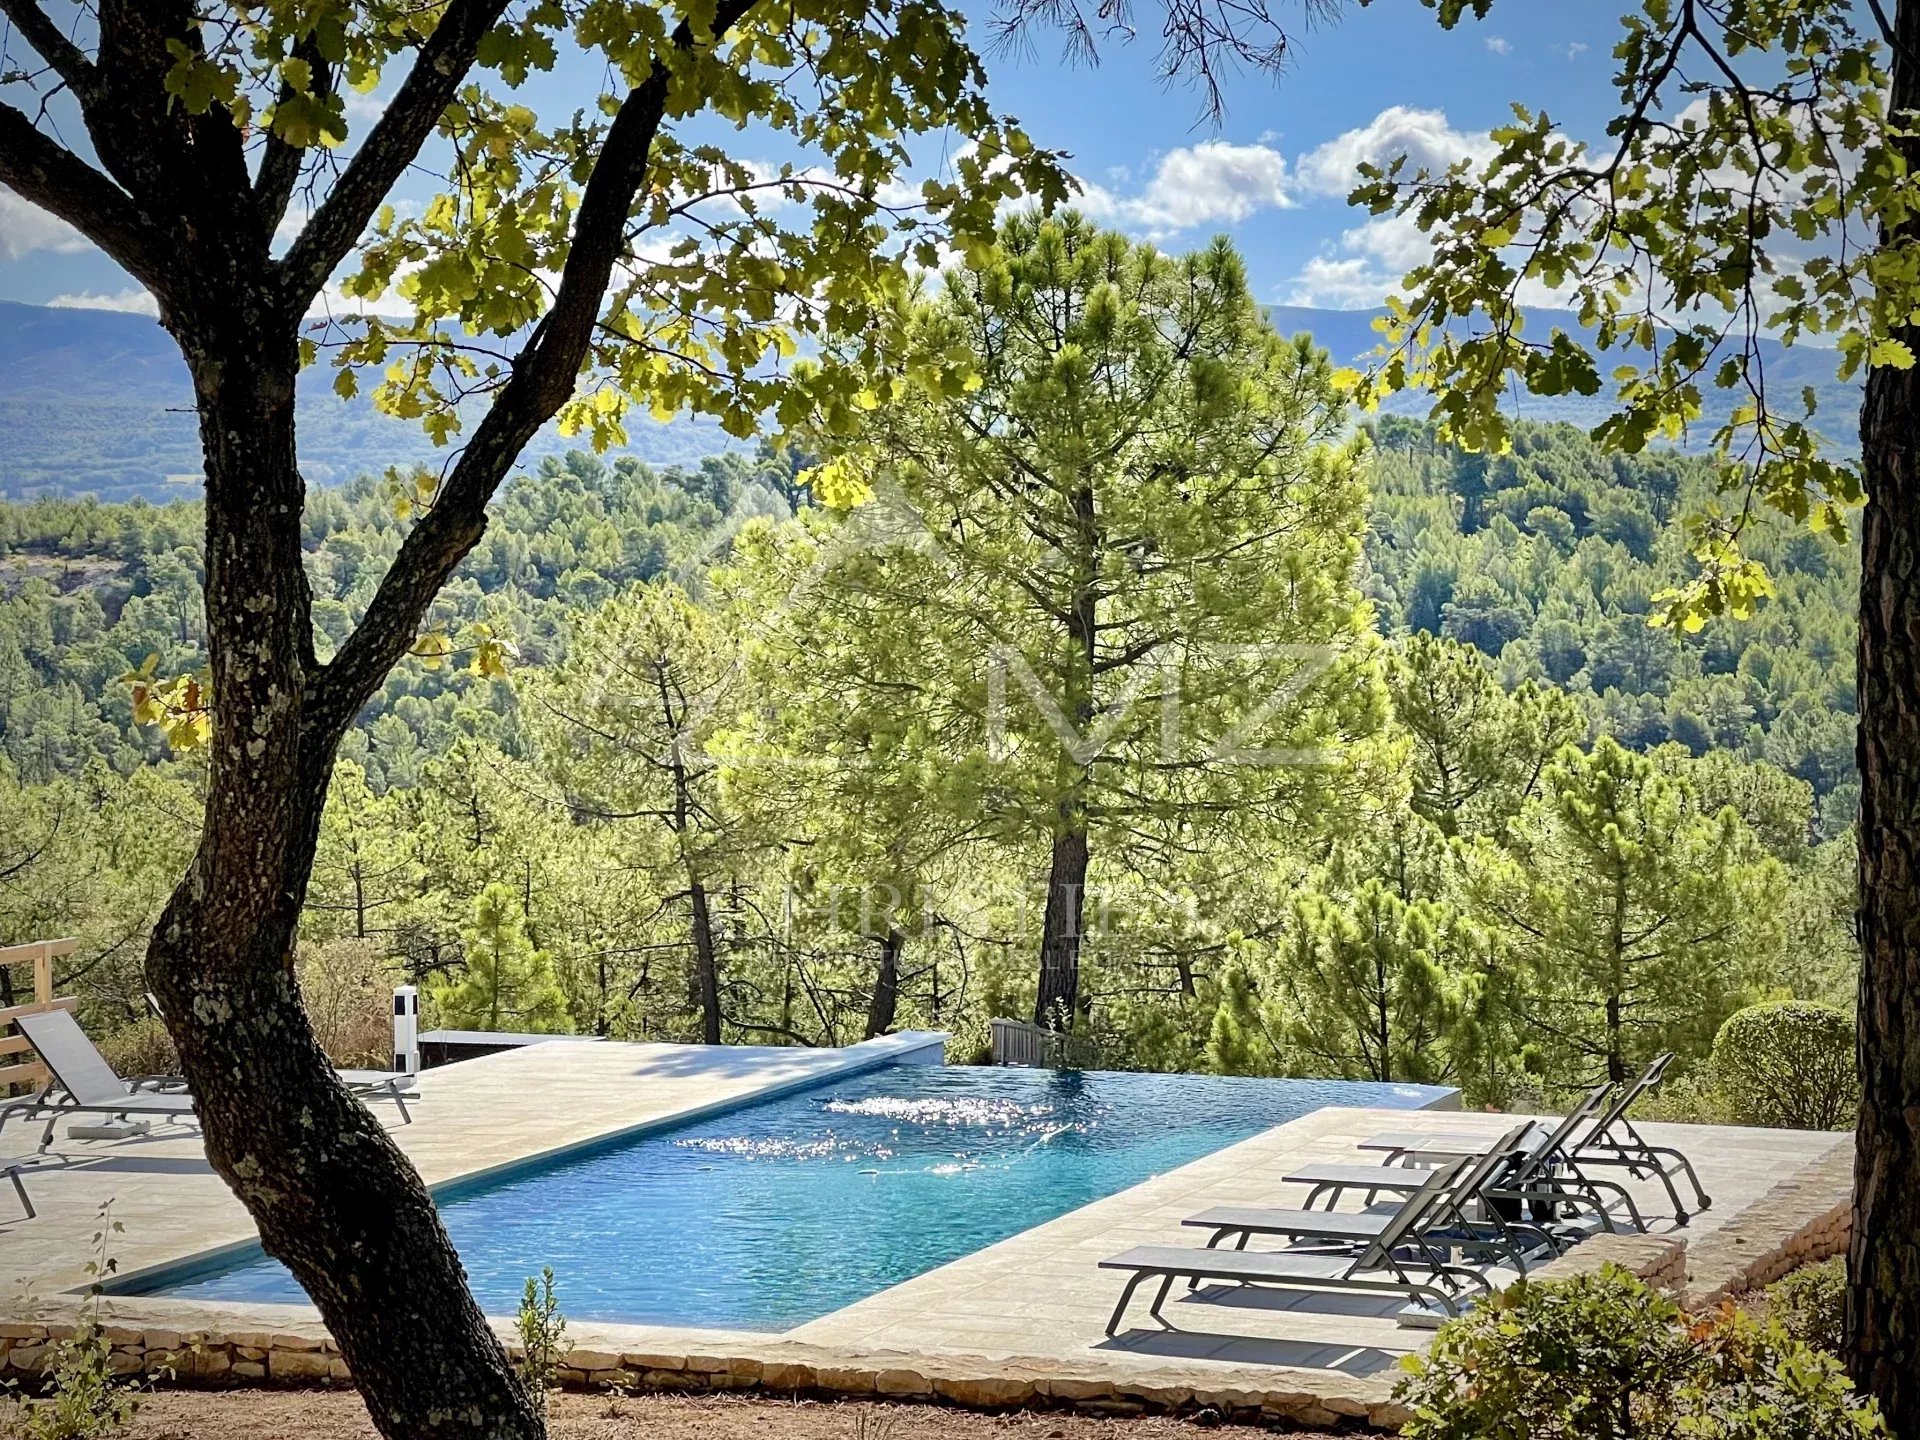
[147,316,541,1440]
[1853,11,1920,1416]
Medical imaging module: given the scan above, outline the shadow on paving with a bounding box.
[1095,1283,1413,1376]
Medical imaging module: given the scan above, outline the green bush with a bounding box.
[1767,1256,1848,1357]
[1396,1265,1881,1439]
[514,1267,567,1415]
[1712,1000,1858,1129]
[94,1017,176,1082]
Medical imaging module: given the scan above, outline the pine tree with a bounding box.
[434,884,571,1034]
[1468,738,1784,1084]
[801,214,1387,1032]
[1280,880,1472,1086]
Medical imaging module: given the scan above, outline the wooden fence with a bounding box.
[988,1016,1098,1070]
[0,938,79,1091]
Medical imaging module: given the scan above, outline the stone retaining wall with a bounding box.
[0,1316,1411,1431]
[1683,1137,1852,1308]
[1528,1231,1690,1292]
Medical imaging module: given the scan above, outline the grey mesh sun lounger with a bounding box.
[1298,1090,1648,1233]
[1101,1160,1492,1335]
[1,1010,414,1153]
[1183,1124,1565,1274]
[1355,1080,1615,1166]
[1554,1054,1712,1219]
[1358,1055,1710,1223]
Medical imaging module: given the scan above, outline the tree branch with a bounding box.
[0,99,162,292]
[275,0,513,314]
[0,0,94,95]
[86,0,198,205]
[305,0,761,742]
[253,38,332,240]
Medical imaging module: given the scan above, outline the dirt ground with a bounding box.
[121,1390,1332,1440]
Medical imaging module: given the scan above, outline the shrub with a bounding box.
[95,1016,176,1081]
[1766,1256,1848,1357]
[1397,1265,1881,1439]
[1712,1000,1857,1129]
[514,1267,567,1413]
[298,940,398,1067]
[3,1206,146,1440]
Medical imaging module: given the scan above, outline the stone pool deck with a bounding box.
[0,1039,1854,1431]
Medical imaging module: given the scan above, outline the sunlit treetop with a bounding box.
[1342,0,1917,629]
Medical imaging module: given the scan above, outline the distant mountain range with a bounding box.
[0,298,1859,504]
[0,300,744,503]
[1265,305,1859,448]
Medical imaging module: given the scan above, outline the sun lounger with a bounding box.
[1356,1081,1614,1166]
[1299,1088,1646,1233]
[1101,1160,1492,1334]
[1,1010,413,1153]
[1184,1124,1564,1273]
[1556,1054,1712,1219]
[4,1164,30,1220]
[1358,1056,1709,1223]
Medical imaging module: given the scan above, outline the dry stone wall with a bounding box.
[1682,1137,1852,1309]
[1,1316,1414,1431]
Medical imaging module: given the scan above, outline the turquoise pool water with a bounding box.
[133,1065,1444,1328]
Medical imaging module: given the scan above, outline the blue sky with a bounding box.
[0,2,1641,317]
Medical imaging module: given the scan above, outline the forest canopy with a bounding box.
[0,288,1859,1105]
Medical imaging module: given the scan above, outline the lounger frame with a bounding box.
[1102,1161,1489,1336]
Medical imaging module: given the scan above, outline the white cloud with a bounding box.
[1077,141,1292,238]
[1294,106,1494,198]
[49,287,159,317]
[0,186,91,261]
[1286,256,1397,310]
[1485,36,1511,56]
[1287,106,1503,309]
[1563,41,1590,60]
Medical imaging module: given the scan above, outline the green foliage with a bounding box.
[1385,631,1580,837]
[3,1208,143,1440]
[782,214,1389,1023]
[513,1268,567,1413]
[1279,880,1473,1085]
[94,1017,177,1082]
[1712,1001,1858,1130]
[1465,738,1784,1083]
[0,321,1864,1097]
[1397,1265,1882,1439]
[1767,1258,1849,1358]
[1350,1,1902,625]
[432,883,572,1034]
[1364,418,1859,842]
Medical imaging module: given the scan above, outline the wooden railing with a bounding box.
[989,1016,1097,1070]
[0,938,79,1091]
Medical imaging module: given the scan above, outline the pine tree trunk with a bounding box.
[1853,11,1920,1414]
[689,879,721,1044]
[1034,820,1089,1030]
[864,929,903,1039]
[148,317,540,1440]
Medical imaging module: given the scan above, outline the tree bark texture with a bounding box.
[1033,822,1089,1031]
[147,318,541,1440]
[865,929,904,1038]
[1853,12,1920,1416]
[689,880,722,1045]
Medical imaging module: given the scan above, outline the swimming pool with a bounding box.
[129,1065,1446,1329]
